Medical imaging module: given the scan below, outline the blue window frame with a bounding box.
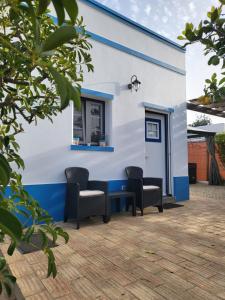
[145,118,161,142]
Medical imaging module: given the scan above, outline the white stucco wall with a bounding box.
[17,1,187,191]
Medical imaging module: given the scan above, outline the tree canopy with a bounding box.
[190,115,212,127]
[0,0,93,296]
[178,0,225,104]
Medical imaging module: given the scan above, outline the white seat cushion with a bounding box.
[143,185,160,191]
[79,190,104,197]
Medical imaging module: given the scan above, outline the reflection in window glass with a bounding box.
[147,121,159,139]
[73,98,105,145]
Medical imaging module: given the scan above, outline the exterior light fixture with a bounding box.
[128,75,141,92]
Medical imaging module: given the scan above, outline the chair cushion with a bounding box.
[80,190,104,197]
[143,185,160,191]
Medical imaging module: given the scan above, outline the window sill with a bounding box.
[70,145,114,152]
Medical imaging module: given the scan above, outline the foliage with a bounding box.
[0,0,93,296]
[190,115,212,127]
[178,0,225,103]
[215,132,225,166]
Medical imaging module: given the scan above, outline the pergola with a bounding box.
[187,99,224,185]
[187,99,225,118]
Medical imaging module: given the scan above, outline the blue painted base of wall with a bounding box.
[9,180,128,224]
[7,177,189,223]
[173,176,189,202]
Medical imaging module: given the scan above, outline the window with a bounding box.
[73,98,105,145]
[145,118,161,142]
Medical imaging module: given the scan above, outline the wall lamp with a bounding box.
[128,75,141,92]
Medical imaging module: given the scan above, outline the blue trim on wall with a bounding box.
[81,88,114,100]
[6,178,189,225]
[173,176,189,202]
[87,31,186,76]
[10,180,128,223]
[143,102,174,113]
[5,183,67,224]
[80,0,185,53]
[145,118,162,143]
[49,15,185,76]
[71,145,114,152]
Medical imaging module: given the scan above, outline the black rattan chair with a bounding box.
[125,166,163,215]
[65,167,110,229]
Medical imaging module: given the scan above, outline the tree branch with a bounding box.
[4,78,29,85]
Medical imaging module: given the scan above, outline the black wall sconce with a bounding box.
[128,75,141,92]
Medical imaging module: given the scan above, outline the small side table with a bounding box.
[108,191,136,216]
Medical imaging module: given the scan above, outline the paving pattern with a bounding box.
[2,183,225,300]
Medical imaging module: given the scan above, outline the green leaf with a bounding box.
[0,154,11,186]
[61,0,78,24]
[23,226,34,243]
[48,67,80,110]
[219,77,225,85]
[42,225,57,244]
[48,67,68,108]
[177,35,185,40]
[3,282,12,297]
[38,229,48,249]
[208,55,220,66]
[211,73,217,81]
[0,208,22,241]
[42,26,77,52]
[52,0,65,26]
[46,248,56,277]
[7,240,16,256]
[219,0,225,4]
[5,275,16,284]
[55,227,69,243]
[37,0,50,15]
[0,258,6,271]
[67,84,81,110]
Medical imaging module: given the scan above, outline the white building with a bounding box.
[17,0,189,220]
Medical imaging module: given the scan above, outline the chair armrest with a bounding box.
[88,181,108,194]
[143,177,162,190]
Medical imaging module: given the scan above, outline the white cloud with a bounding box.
[145,4,151,16]
[189,2,196,12]
[162,16,168,23]
[183,15,190,22]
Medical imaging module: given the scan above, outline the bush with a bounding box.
[215,133,225,165]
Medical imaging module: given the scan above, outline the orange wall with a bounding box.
[188,141,225,181]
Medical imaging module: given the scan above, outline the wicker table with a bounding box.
[108,191,136,216]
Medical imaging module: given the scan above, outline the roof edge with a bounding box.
[79,0,186,53]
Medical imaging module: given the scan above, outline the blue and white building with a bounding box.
[17,0,189,221]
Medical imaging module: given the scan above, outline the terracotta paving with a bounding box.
[2,183,225,299]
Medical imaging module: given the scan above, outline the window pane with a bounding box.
[147,122,159,139]
[86,101,104,144]
[73,103,85,142]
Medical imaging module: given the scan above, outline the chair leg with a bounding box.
[132,200,136,216]
[64,217,67,223]
[141,209,144,216]
[76,220,80,230]
[158,206,163,213]
[126,201,129,212]
[103,215,111,223]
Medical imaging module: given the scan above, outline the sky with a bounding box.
[96,0,224,124]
